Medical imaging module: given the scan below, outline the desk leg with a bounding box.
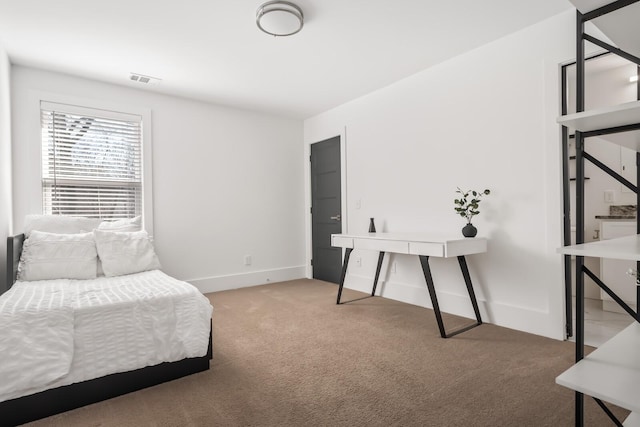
[419,255,483,339]
[419,256,447,338]
[371,252,385,296]
[458,256,482,325]
[336,248,353,305]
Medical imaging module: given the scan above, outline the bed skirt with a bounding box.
[0,322,212,427]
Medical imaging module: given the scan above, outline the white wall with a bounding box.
[304,11,580,339]
[11,66,306,293]
[0,45,11,293]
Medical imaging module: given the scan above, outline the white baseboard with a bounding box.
[188,265,306,294]
[342,273,557,338]
[190,269,559,339]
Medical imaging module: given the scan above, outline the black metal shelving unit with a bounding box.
[559,1,640,425]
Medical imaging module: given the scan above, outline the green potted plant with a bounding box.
[454,188,490,237]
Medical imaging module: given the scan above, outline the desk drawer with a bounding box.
[331,235,353,248]
[445,238,487,257]
[354,239,409,253]
[409,242,444,257]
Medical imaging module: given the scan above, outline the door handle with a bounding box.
[330,214,341,221]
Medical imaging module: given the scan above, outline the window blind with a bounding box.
[41,103,143,220]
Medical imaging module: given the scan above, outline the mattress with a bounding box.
[0,270,213,403]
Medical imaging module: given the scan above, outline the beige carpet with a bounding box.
[27,279,627,426]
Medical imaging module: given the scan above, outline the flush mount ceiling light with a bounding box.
[256,1,304,37]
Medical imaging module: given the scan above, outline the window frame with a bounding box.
[36,94,154,235]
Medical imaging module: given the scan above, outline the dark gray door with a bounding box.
[311,136,342,284]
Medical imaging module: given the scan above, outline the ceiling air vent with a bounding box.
[129,73,161,85]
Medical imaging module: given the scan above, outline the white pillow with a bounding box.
[18,231,98,281]
[93,229,161,277]
[24,215,101,238]
[97,216,142,232]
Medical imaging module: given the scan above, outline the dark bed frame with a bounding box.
[0,234,212,427]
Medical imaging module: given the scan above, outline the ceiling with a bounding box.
[0,0,573,120]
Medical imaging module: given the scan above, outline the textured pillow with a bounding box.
[97,216,142,232]
[24,215,101,238]
[93,229,161,277]
[18,231,98,281]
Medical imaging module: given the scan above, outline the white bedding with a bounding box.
[0,270,213,403]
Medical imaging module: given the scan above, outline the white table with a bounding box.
[331,232,487,338]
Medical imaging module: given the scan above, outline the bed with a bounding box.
[0,229,213,426]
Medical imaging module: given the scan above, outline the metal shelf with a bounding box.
[558,234,640,260]
[559,1,640,426]
[570,0,640,60]
[557,322,640,413]
[558,101,640,133]
[557,101,640,151]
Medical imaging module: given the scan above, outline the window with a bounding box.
[40,101,144,220]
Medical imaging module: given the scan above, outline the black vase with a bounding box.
[462,223,477,238]
[369,218,376,233]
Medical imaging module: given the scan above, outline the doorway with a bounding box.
[562,52,639,345]
[310,136,342,284]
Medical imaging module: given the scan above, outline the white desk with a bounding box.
[331,232,487,338]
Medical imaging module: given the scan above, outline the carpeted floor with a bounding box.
[26,279,627,426]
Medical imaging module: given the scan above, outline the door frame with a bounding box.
[304,128,348,279]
